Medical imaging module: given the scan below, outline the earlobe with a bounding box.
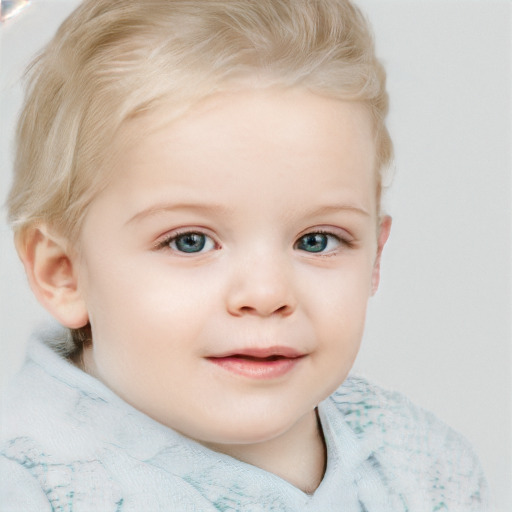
[370,215,392,296]
[16,225,89,329]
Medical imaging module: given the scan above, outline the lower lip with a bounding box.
[208,356,303,379]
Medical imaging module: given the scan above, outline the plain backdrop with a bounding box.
[1,0,511,509]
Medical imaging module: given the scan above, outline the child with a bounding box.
[1,0,489,510]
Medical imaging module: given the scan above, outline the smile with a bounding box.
[207,347,306,379]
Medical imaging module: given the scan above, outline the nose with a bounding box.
[225,255,297,318]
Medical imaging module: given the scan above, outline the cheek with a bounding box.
[301,260,372,359]
[83,256,222,351]
[301,255,374,314]
[81,261,221,400]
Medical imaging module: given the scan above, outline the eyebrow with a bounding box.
[305,204,371,217]
[125,202,233,225]
[125,201,370,226]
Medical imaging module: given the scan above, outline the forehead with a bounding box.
[101,88,377,219]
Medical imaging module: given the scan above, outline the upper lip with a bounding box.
[208,346,306,359]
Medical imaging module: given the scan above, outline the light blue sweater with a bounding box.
[1,335,489,511]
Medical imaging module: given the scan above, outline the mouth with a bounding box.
[207,347,306,379]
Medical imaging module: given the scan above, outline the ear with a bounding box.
[16,225,89,329]
[370,215,392,296]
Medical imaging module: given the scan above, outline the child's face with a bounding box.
[76,88,388,446]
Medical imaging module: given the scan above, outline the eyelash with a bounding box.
[154,228,353,255]
[294,229,353,256]
[154,230,219,253]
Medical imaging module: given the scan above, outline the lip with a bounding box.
[207,346,306,380]
[211,346,305,359]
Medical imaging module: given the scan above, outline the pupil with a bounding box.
[176,233,206,253]
[300,233,327,252]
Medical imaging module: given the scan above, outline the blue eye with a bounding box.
[168,232,215,253]
[295,232,340,253]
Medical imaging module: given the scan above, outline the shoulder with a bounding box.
[329,375,491,510]
[0,334,129,507]
[0,456,52,512]
[330,374,445,439]
[0,336,218,511]
[1,331,125,444]
[331,375,472,449]
[1,338,91,449]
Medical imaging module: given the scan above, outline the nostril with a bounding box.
[235,303,292,317]
[226,277,297,317]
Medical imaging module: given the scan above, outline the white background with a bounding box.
[1,0,511,509]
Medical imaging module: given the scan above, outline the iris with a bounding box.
[297,233,328,253]
[174,233,206,253]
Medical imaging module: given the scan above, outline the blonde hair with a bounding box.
[8,0,392,242]
[7,0,392,357]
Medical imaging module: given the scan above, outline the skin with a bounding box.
[23,88,391,493]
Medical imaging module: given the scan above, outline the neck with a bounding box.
[203,408,327,494]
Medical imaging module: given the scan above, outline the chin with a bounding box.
[194,410,310,448]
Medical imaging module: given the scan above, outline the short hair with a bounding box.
[7,0,392,244]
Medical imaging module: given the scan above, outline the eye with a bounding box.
[166,232,216,253]
[295,232,342,253]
